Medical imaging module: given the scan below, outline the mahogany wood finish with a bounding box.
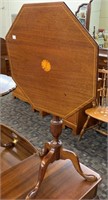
[0,123,36,199]
[10,2,107,135]
[26,116,97,199]
[12,49,106,135]
[1,124,36,159]
[6,2,98,119]
[1,38,11,76]
[63,102,97,134]
[13,51,107,135]
[1,156,101,200]
[63,49,108,134]
[1,38,8,55]
[13,87,48,116]
[0,124,101,200]
[6,2,99,198]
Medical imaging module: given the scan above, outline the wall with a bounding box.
[0,0,89,39]
[99,0,108,31]
[0,0,10,38]
[89,0,101,36]
[89,0,108,36]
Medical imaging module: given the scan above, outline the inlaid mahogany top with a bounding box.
[6,2,98,118]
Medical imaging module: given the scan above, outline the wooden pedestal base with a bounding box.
[26,116,98,199]
[0,123,101,200]
[1,153,101,199]
[1,151,101,200]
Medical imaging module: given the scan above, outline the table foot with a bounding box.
[60,147,97,182]
[25,148,56,199]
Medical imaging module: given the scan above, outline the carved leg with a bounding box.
[25,148,56,199]
[25,115,97,199]
[60,147,97,182]
[79,115,91,141]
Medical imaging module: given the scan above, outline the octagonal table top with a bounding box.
[6,2,98,118]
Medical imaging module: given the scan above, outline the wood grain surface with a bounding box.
[1,154,101,199]
[6,2,98,119]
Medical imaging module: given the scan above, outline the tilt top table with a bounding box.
[6,2,99,199]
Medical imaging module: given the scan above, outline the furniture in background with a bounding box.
[74,0,108,135]
[99,48,108,69]
[79,68,108,140]
[0,74,16,96]
[1,38,11,76]
[75,3,88,28]
[0,123,37,199]
[63,48,108,135]
[0,39,16,96]
[75,0,93,31]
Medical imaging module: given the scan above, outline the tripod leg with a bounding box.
[60,148,97,182]
[25,148,55,199]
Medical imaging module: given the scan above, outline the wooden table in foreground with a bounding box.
[1,124,101,200]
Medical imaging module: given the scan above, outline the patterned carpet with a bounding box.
[0,92,108,200]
